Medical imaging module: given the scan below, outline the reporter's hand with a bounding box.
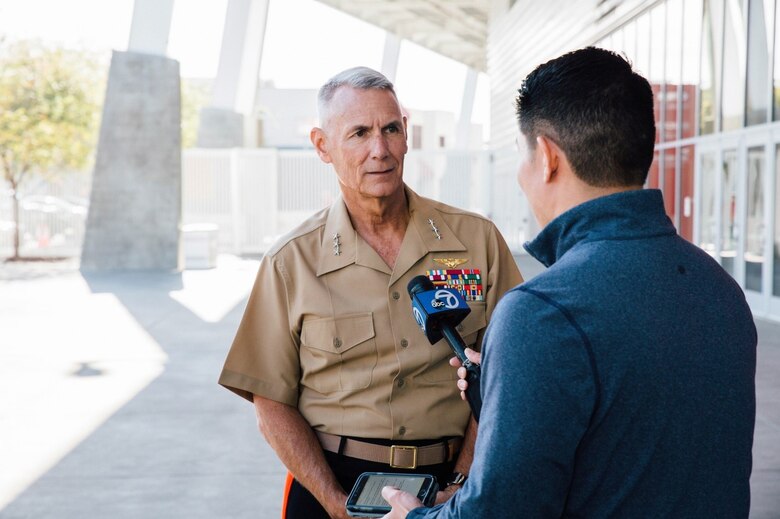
[448,348,481,401]
[380,486,424,519]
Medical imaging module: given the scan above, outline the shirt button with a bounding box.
[398,378,405,388]
[400,339,408,348]
[456,324,464,332]
[333,337,342,348]
[392,291,400,300]
[399,426,406,436]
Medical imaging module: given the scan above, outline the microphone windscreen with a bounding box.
[407,275,434,296]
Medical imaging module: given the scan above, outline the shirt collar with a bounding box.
[523,189,677,268]
[317,185,466,279]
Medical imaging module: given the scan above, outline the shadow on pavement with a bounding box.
[1,256,779,518]
[1,268,286,519]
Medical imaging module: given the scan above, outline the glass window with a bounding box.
[611,28,625,53]
[623,20,637,66]
[680,145,696,241]
[745,146,765,291]
[721,149,738,276]
[700,152,718,254]
[682,0,703,138]
[774,145,780,295]
[664,148,678,223]
[746,0,772,125]
[648,150,661,189]
[721,0,746,130]
[773,0,780,119]
[650,4,666,143]
[700,0,724,134]
[636,12,652,79]
[665,0,684,142]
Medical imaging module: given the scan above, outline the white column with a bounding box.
[210,0,270,114]
[127,0,175,56]
[455,68,479,149]
[381,33,401,83]
[201,0,270,147]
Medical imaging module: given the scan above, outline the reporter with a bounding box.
[383,47,756,519]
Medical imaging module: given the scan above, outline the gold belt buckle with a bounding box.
[389,445,418,469]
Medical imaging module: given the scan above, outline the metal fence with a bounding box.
[0,173,91,259]
[0,148,528,260]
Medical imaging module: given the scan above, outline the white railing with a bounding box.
[0,148,528,260]
[0,173,91,259]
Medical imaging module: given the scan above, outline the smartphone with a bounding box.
[345,471,439,517]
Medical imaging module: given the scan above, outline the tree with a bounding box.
[0,40,101,260]
[181,78,211,149]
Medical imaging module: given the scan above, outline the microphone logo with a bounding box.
[434,289,459,309]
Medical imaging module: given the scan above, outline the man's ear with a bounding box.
[536,136,559,183]
[310,127,332,163]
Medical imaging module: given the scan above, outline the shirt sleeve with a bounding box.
[408,288,598,518]
[218,253,301,406]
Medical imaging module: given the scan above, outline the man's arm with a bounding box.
[434,415,476,504]
[253,395,350,519]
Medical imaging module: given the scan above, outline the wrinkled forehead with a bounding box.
[319,86,403,129]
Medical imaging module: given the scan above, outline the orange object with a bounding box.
[281,471,294,518]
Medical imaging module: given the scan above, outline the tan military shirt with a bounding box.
[219,186,522,440]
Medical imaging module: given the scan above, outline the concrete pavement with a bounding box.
[0,255,778,518]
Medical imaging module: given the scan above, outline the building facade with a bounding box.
[489,0,780,320]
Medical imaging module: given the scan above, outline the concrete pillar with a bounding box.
[455,68,479,149]
[381,33,401,84]
[198,0,270,148]
[82,51,182,270]
[82,0,182,270]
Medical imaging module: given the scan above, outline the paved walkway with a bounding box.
[0,255,778,518]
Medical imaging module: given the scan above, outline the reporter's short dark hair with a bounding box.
[516,47,656,187]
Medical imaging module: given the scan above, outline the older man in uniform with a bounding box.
[218,67,522,519]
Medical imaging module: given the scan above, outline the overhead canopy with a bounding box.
[315,0,489,71]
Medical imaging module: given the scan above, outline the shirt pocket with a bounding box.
[300,312,377,394]
[419,302,487,384]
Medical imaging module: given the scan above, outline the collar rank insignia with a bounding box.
[433,258,468,268]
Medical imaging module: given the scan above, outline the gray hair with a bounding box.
[317,66,397,124]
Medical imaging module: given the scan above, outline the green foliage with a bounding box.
[0,40,102,190]
[0,39,103,259]
[181,78,210,149]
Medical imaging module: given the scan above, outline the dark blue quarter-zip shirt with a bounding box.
[409,189,757,519]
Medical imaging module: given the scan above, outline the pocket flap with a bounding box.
[458,302,486,338]
[301,313,375,354]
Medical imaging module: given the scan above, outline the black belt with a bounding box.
[315,431,462,469]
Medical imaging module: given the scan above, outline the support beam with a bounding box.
[199,0,270,148]
[381,33,401,83]
[455,67,479,149]
[128,0,175,56]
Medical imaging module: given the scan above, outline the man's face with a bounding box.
[314,87,408,202]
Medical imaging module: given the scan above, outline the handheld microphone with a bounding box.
[407,275,482,421]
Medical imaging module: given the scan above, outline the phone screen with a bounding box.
[355,474,427,507]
